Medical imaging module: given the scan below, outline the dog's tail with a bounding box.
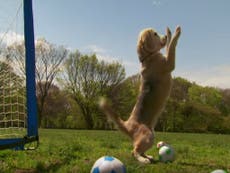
[99,97,129,134]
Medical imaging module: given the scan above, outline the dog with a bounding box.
[100,26,181,163]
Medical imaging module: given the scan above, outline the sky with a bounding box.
[1,0,230,89]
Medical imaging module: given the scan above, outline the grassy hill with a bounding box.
[0,129,230,173]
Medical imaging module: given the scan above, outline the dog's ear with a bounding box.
[137,35,145,62]
[137,29,156,62]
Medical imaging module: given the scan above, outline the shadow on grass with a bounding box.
[36,160,64,173]
[15,159,67,173]
[14,162,63,173]
[15,169,37,173]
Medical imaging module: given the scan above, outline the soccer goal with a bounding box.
[0,0,38,150]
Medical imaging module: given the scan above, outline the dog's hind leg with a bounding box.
[132,125,154,164]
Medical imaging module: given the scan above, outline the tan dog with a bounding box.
[100,26,181,163]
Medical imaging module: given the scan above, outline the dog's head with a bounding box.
[137,28,167,62]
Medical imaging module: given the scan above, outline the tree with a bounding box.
[6,38,68,126]
[188,85,222,108]
[37,83,68,128]
[60,51,125,129]
[170,77,192,102]
[219,89,230,116]
[35,39,68,126]
[109,74,140,121]
[160,77,192,132]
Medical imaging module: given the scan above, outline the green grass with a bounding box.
[0,129,230,173]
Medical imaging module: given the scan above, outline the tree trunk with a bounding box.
[37,95,46,128]
[83,112,94,129]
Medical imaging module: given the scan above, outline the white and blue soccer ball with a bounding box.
[91,156,127,173]
[158,145,175,163]
[211,170,228,173]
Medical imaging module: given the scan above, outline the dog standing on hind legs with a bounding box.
[100,26,181,164]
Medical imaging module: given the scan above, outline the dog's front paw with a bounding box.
[170,26,181,46]
[174,26,181,38]
[166,27,172,47]
[166,27,172,39]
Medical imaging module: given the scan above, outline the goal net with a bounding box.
[0,0,38,150]
[0,69,26,138]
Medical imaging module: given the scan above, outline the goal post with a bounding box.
[24,0,38,139]
[0,0,38,150]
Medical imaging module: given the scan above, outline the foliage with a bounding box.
[112,76,230,133]
[35,39,68,127]
[1,39,230,133]
[1,56,228,132]
[160,78,230,133]
[220,89,230,116]
[0,129,230,173]
[109,74,140,121]
[38,83,68,128]
[38,83,86,129]
[59,51,125,129]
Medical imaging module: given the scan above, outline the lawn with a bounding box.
[0,129,230,173]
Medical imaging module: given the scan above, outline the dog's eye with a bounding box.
[154,32,158,36]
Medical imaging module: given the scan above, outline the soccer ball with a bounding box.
[211,170,228,173]
[157,141,167,149]
[91,156,127,173]
[158,145,175,163]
